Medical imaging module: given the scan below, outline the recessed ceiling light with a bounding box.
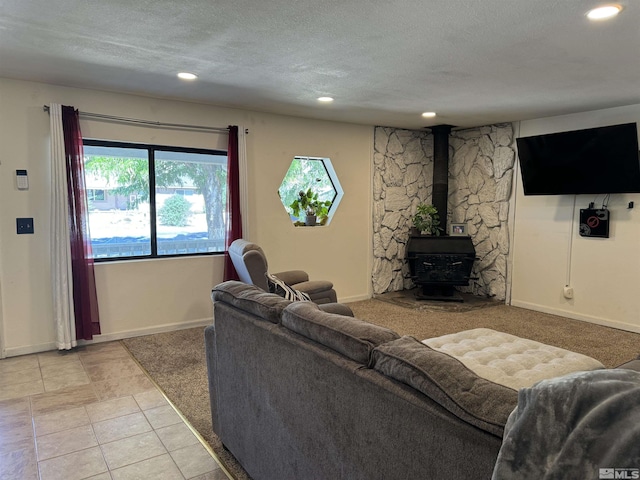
[177,72,198,80]
[586,5,622,20]
[421,112,437,118]
[317,97,334,103]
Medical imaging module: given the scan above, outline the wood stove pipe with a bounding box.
[428,125,453,233]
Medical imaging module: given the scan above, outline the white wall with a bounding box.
[0,78,373,357]
[511,104,640,333]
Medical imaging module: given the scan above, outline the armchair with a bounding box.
[228,239,338,304]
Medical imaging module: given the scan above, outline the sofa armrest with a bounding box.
[272,270,309,285]
[318,303,354,317]
[616,357,640,372]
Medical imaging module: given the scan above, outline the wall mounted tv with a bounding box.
[516,122,640,195]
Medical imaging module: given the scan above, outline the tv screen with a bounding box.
[516,123,640,195]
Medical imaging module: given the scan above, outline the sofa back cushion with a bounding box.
[282,302,399,365]
[212,281,291,324]
[371,336,518,437]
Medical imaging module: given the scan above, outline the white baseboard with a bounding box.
[4,341,58,358]
[2,318,213,358]
[90,318,213,343]
[510,300,640,334]
[340,293,372,303]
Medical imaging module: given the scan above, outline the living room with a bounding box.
[1,3,640,479]
[1,1,639,357]
[1,78,639,356]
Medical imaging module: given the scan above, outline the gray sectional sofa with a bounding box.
[206,281,515,480]
[205,281,639,480]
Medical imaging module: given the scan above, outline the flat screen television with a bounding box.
[516,122,640,195]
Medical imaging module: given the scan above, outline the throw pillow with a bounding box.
[265,273,312,302]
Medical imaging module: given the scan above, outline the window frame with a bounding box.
[278,155,344,227]
[83,138,227,262]
[87,188,106,201]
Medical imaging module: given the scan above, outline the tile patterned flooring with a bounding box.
[0,341,230,480]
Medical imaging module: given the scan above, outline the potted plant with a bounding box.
[289,188,332,226]
[412,203,442,235]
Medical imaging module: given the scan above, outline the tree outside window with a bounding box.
[83,140,227,259]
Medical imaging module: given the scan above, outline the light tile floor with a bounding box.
[0,341,231,480]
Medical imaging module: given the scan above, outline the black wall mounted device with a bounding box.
[579,208,610,238]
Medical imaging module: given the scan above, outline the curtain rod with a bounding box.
[42,105,238,134]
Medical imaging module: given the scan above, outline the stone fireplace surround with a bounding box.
[372,123,516,300]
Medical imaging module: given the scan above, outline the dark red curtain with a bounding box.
[61,106,101,339]
[224,125,242,281]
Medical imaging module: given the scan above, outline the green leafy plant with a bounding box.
[159,194,192,226]
[412,203,442,235]
[289,188,332,219]
[278,158,335,214]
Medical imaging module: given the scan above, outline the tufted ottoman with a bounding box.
[422,328,604,390]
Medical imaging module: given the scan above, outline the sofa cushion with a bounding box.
[212,280,291,324]
[282,302,399,365]
[618,357,640,372]
[423,328,604,390]
[371,336,517,436]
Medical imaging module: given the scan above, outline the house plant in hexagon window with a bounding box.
[278,156,344,226]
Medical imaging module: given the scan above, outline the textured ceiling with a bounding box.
[1,0,639,129]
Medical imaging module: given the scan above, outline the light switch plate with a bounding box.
[16,218,34,234]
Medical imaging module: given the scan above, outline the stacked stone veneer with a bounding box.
[372,123,516,300]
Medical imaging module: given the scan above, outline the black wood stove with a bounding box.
[406,124,476,301]
[406,235,475,301]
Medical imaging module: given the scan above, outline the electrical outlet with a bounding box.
[563,286,574,299]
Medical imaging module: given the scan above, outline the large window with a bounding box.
[83,140,227,260]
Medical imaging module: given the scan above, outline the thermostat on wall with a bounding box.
[16,170,29,190]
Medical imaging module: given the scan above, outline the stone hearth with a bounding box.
[374,288,501,313]
[372,124,516,300]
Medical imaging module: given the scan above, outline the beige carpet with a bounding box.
[352,297,639,368]
[122,298,640,480]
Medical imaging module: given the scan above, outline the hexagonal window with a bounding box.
[278,156,343,226]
